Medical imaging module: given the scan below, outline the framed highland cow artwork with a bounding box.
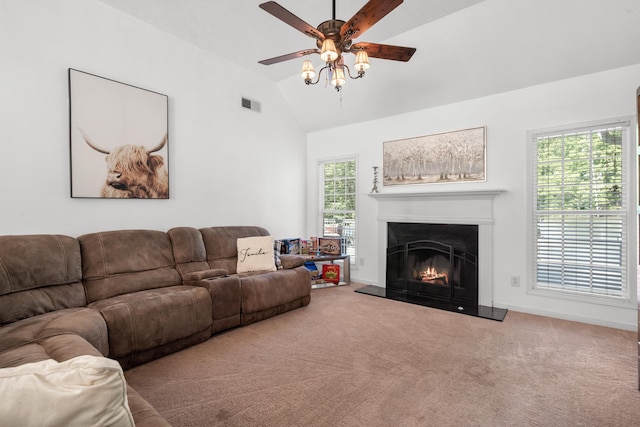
[69,68,169,198]
[383,126,486,186]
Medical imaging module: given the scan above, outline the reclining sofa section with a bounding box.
[0,233,168,426]
[169,226,311,332]
[79,229,213,369]
[0,226,311,426]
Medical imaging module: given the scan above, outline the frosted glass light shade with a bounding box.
[320,39,339,62]
[354,50,370,72]
[331,67,346,87]
[301,60,316,80]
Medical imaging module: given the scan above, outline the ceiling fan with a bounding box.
[258,0,416,91]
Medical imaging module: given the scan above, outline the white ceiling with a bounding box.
[97,0,640,132]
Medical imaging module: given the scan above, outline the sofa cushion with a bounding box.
[279,254,306,269]
[167,227,211,278]
[89,286,212,364]
[0,338,170,427]
[200,226,270,274]
[0,355,135,427]
[0,234,86,325]
[240,266,312,315]
[0,307,108,356]
[79,230,181,302]
[0,332,103,369]
[236,236,277,273]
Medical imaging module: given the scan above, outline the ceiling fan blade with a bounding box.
[351,42,416,62]
[259,2,325,40]
[259,49,320,65]
[340,0,403,41]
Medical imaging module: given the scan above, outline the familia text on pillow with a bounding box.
[236,235,278,273]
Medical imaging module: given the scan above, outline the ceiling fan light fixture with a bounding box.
[258,0,416,95]
[301,60,316,83]
[320,39,339,62]
[331,66,346,89]
[354,50,370,73]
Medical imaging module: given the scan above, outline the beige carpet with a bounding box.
[125,285,639,426]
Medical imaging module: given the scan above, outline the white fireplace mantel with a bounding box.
[368,189,505,200]
[370,189,506,307]
[369,189,506,226]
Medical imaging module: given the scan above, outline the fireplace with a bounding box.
[386,222,479,313]
[356,189,507,321]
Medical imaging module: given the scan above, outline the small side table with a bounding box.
[305,254,351,288]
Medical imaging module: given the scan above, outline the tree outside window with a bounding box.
[319,159,356,262]
[534,123,628,298]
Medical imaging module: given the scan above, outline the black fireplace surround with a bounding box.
[356,222,506,321]
[387,222,478,308]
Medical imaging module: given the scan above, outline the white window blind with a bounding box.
[533,121,629,298]
[318,158,357,262]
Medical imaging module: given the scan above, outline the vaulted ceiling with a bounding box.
[97,0,640,132]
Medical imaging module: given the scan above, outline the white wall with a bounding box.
[0,0,306,238]
[306,65,640,330]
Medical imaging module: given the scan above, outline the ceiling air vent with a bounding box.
[241,97,261,113]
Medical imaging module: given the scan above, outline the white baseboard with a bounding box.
[497,302,637,332]
[350,278,378,287]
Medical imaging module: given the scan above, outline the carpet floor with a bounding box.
[125,284,639,427]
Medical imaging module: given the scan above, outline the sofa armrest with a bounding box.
[182,269,228,281]
[279,254,305,270]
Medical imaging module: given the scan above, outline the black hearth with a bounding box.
[356,222,506,321]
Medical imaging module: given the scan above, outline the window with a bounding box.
[318,158,357,263]
[532,119,632,301]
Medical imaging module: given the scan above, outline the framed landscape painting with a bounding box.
[383,126,486,186]
[69,68,169,198]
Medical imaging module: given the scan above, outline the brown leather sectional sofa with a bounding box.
[0,226,311,426]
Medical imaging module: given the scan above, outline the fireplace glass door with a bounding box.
[386,223,478,307]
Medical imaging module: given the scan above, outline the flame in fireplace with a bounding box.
[417,266,448,284]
